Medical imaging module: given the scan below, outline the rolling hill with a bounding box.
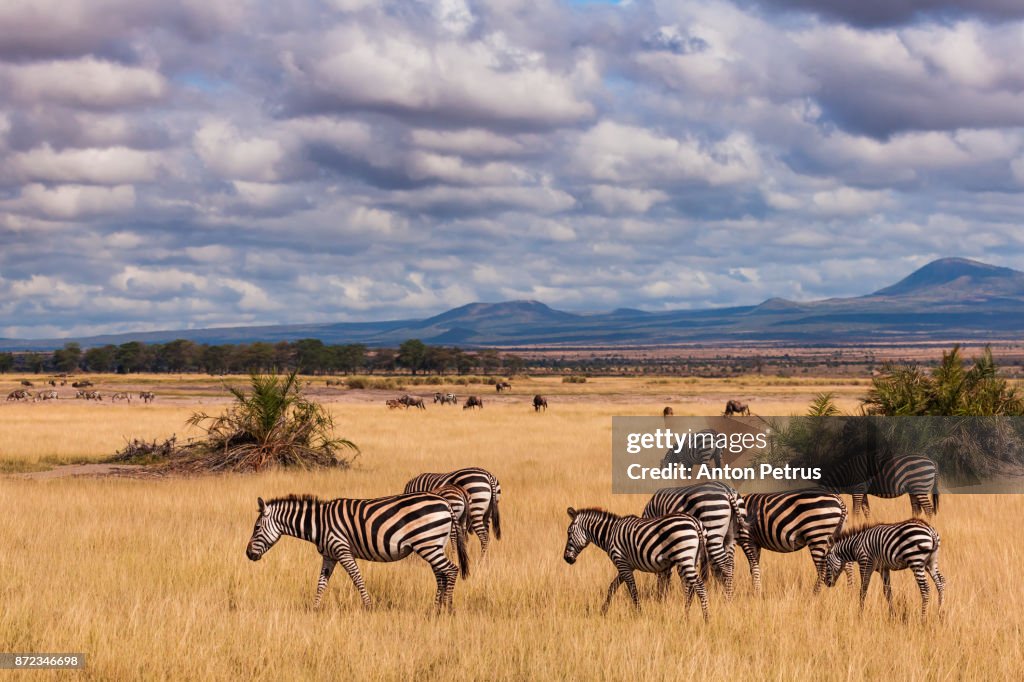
[4,258,1024,350]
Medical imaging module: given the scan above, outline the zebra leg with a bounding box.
[655,570,672,601]
[619,568,641,611]
[928,564,945,610]
[857,561,873,611]
[810,545,827,594]
[601,576,624,615]
[881,569,895,616]
[706,540,734,600]
[843,562,855,588]
[913,567,931,619]
[469,510,490,557]
[416,545,459,613]
[741,542,762,595]
[338,553,372,609]
[313,557,336,608]
[678,562,709,622]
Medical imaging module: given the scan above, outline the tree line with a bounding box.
[0,338,527,376]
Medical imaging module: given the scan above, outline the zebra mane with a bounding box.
[834,517,929,539]
[267,494,322,505]
[575,507,638,521]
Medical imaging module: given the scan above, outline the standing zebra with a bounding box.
[744,490,849,593]
[404,467,501,556]
[823,519,945,619]
[642,482,757,598]
[245,492,469,612]
[563,508,710,620]
[660,429,723,472]
[820,454,939,518]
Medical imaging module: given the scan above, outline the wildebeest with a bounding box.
[34,390,59,401]
[663,406,674,417]
[463,396,483,410]
[495,381,512,392]
[7,389,31,401]
[111,392,132,403]
[533,395,548,411]
[397,394,425,410]
[724,400,750,416]
[72,380,93,388]
[20,380,33,387]
[49,379,57,387]
[140,391,156,403]
[386,399,405,409]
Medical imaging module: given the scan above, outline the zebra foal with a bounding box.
[245,492,469,612]
[563,507,710,620]
[822,518,945,619]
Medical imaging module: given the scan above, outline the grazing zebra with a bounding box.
[139,391,156,403]
[463,395,483,409]
[823,519,945,619]
[111,392,132,403]
[744,491,849,593]
[245,492,469,612]
[386,398,405,409]
[404,467,502,556]
[820,454,939,518]
[34,390,59,401]
[660,429,723,473]
[434,392,458,405]
[84,390,102,401]
[7,389,31,401]
[533,394,547,411]
[723,400,750,416]
[662,406,674,417]
[563,508,710,620]
[642,482,757,598]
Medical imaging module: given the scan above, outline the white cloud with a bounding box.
[0,58,165,107]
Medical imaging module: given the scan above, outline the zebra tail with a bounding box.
[697,522,711,584]
[451,506,471,579]
[727,493,750,538]
[489,478,502,541]
[933,482,940,515]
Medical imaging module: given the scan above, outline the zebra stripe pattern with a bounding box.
[821,454,939,518]
[563,507,710,620]
[404,467,502,556]
[744,490,849,593]
[823,518,945,618]
[642,482,759,598]
[245,492,469,612]
[659,429,724,471]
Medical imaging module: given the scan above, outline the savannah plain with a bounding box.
[1,373,1022,680]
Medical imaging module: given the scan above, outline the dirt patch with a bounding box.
[14,463,156,480]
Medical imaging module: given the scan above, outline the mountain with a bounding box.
[4,258,1024,350]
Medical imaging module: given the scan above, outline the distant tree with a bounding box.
[162,339,198,373]
[25,352,47,373]
[333,344,367,374]
[397,339,428,375]
[83,345,116,372]
[295,338,328,374]
[52,342,83,373]
[115,342,147,373]
[504,354,526,375]
[478,349,502,375]
[368,348,396,374]
[0,352,13,373]
[202,345,231,375]
[455,350,476,375]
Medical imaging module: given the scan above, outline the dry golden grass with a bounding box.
[1,377,1021,680]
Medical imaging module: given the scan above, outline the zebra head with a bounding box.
[246,497,282,561]
[821,544,846,587]
[563,507,591,565]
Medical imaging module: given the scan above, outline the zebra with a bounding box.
[111,392,132,403]
[139,391,156,403]
[7,389,31,401]
[404,467,501,556]
[659,429,723,473]
[245,492,469,612]
[822,519,945,619]
[463,396,483,409]
[744,490,850,593]
[34,390,59,401]
[434,392,458,405]
[820,454,939,518]
[429,483,471,548]
[642,482,758,598]
[533,394,547,411]
[563,508,710,620]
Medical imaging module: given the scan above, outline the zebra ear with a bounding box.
[567,507,577,519]
[257,497,266,514]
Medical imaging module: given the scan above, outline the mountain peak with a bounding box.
[872,258,1023,297]
[421,300,579,327]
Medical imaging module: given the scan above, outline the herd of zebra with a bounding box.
[246,466,502,612]
[5,388,156,403]
[385,392,549,411]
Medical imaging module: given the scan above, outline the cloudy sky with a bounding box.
[2,0,1024,338]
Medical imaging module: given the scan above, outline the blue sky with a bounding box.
[2,0,1024,338]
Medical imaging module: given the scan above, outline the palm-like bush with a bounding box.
[182,371,358,472]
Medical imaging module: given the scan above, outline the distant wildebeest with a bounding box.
[325,379,343,386]
[463,396,483,410]
[533,394,548,411]
[20,380,33,387]
[724,400,750,417]
[663,406,674,417]
[60,380,67,386]
[72,380,93,388]
[495,381,512,392]
[397,394,425,409]
[7,389,31,401]
[386,399,405,410]
[140,391,156,404]
[111,392,132,403]
[49,379,57,387]
[34,390,59,402]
